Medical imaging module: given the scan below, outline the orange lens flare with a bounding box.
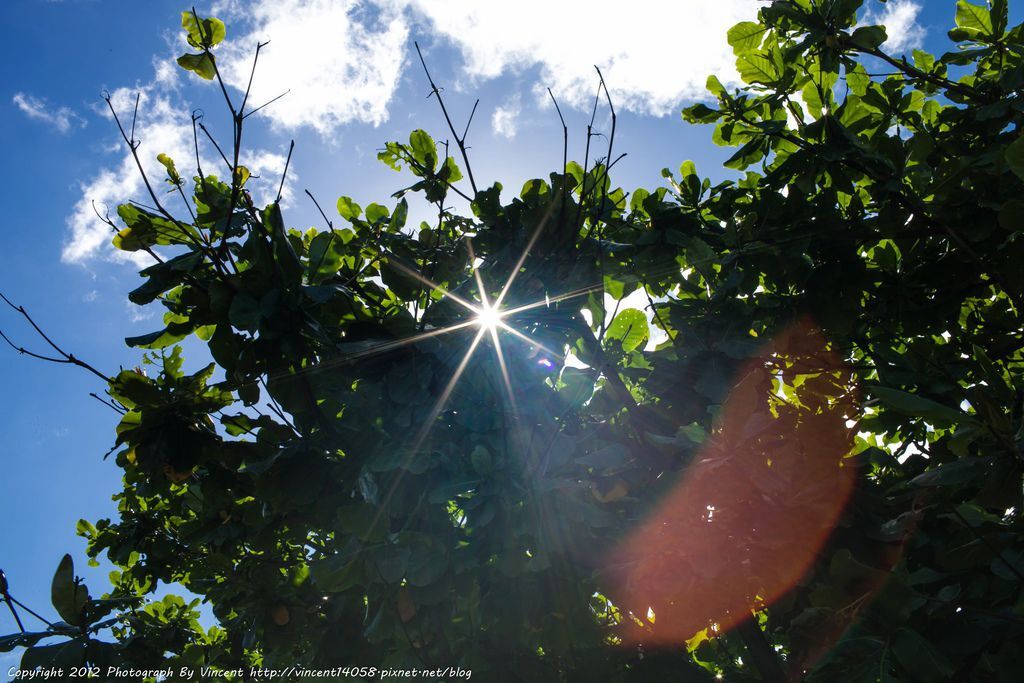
[606,320,859,646]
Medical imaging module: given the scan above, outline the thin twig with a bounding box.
[414,41,479,195]
[305,188,338,281]
[461,99,480,141]
[129,92,140,146]
[574,79,604,232]
[547,88,568,176]
[104,95,217,263]
[90,392,126,414]
[304,189,334,230]
[8,594,53,628]
[276,140,295,204]
[645,289,677,344]
[91,201,166,265]
[861,45,991,103]
[240,40,269,115]
[592,68,616,338]
[1,572,25,633]
[243,89,290,120]
[547,87,570,234]
[3,595,25,633]
[0,292,109,382]
[197,121,233,173]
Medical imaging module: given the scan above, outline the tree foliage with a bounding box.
[4,1,1024,680]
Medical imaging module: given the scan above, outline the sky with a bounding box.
[0,0,996,670]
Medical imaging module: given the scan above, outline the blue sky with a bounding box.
[0,0,1004,667]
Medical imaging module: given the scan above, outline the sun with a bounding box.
[476,303,504,333]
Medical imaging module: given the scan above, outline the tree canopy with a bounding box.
[3,1,1024,681]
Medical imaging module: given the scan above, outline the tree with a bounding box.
[2,1,1023,680]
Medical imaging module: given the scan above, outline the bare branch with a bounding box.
[574,78,605,232]
[240,40,270,115]
[461,99,480,142]
[304,189,334,230]
[90,392,126,414]
[7,593,53,628]
[129,92,140,146]
[276,140,295,204]
[305,189,340,280]
[414,41,479,195]
[0,292,110,382]
[197,120,233,173]
[547,88,568,176]
[243,89,291,120]
[2,592,25,633]
[104,94,218,263]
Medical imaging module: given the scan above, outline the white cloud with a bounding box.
[242,148,298,206]
[62,1,798,262]
[127,302,156,322]
[215,0,409,135]
[211,0,759,127]
[12,93,85,133]
[863,0,926,52]
[63,53,298,264]
[491,95,521,139]
[400,0,760,116]
[63,79,198,265]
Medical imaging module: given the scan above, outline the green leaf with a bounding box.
[992,0,1008,34]
[470,445,493,474]
[389,198,409,231]
[307,231,346,283]
[128,251,202,305]
[157,153,181,185]
[405,535,448,586]
[682,103,721,124]
[1005,135,1024,181]
[229,293,262,332]
[891,628,954,682]
[912,49,936,72]
[51,554,88,626]
[113,205,197,251]
[181,11,226,49]
[408,129,437,172]
[374,543,410,584]
[727,22,766,54]
[337,195,362,221]
[365,203,390,224]
[706,74,727,97]
[870,386,967,424]
[311,551,362,592]
[124,321,193,349]
[850,26,887,50]
[736,53,779,84]
[439,155,463,183]
[21,640,87,670]
[176,52,216,80]
[604,274,625,300]
[558,367,596,409]
[337,504,387,543]
[606,308,649,352]
[109,370,162,408]
[0,631,48,653]
[955,1,993,36]
[910,457,993,488]
[577,444,629,473]
[233,165,250,187]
